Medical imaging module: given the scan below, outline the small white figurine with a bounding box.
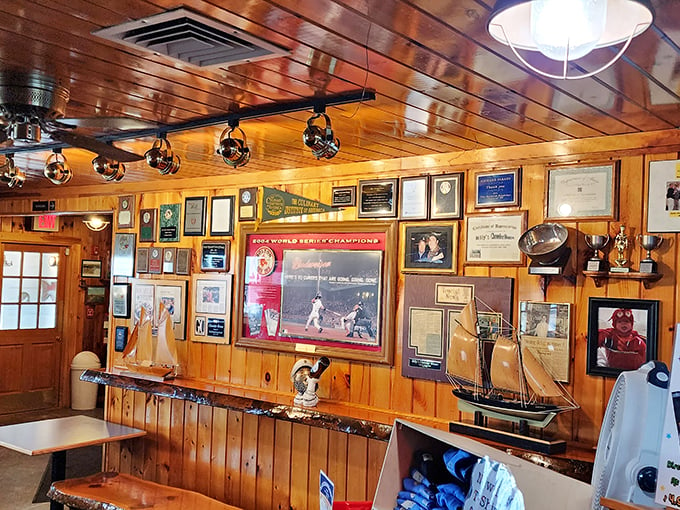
[290,356,330,407]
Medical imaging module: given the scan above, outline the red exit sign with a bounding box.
[29,214,59,232]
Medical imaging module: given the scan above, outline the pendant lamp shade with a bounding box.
[487,0,654,79]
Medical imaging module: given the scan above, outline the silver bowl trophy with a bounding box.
[584,234,609,272]
[637,234,663,273]
[517,223,570,275]
[611,225,630,273]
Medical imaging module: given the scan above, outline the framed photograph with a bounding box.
[162,247,176,274]
[331,185,356,207]
[519,301,571,382]
[546,162,619,220]
[586,297,659,378]
[358,178,398,218]
[159,203,181,242]
[465,212,526,265]
[210,195,235,236]
[111,283,132,319]
[430,173,464,220]
[400,221,458,274]
[81,259,102,278]
[85,286,107,305]
[191,273,233,344]
[139,208,157,243]
[131,279,188,340]
[114,326,128,352]
[183,196,207,236]
[201,241,229,272]
[647,159,680,232]
[112,233,135,277]
[399,175,429,220]
[475,168,521,208]
[239,187,258,221]
[131,280,155,324]
[136,247,149,274]
[117,195,135,229]
[176,248,192,276]
[235,221,397,364]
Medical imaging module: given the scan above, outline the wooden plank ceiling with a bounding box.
[0,0,679,194]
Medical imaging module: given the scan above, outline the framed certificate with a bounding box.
[358,178,398,218]
[210,195,235,236]
[465,212,526,265]
[546,162,618,220]
[117,195,135,229]
[399,175,429,220]
[139,208,157,243]
[475,168,521,208]
[430,173,464,219]
[183,196,207,236]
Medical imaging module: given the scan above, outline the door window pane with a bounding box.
[22,252,41,277]
[19,304,38,329]
[38,304,57,329]
[40,280,57,302]
[1,278,20,302]
[41,253,59,278]
[21,279,39,303]
[3,251,21,277]
[0,304,19,329]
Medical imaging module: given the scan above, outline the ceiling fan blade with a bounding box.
[51,130,144,162]
[55,117,158,131]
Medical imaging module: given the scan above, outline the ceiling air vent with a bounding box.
[93,8,289,68]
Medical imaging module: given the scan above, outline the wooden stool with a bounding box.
[47,471,241,510]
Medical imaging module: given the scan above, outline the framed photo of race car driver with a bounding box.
[586,297,659,378]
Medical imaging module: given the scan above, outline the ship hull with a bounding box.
[452,388,561,422]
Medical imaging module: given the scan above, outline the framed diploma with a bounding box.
[139,208,157,243]
[183,196,207,236]
[159,203,181,242]
[546,162,618,220]
[117,195,135,229]
[358,178,398,218]
[474,168,521,208]
[331,185,356,207]
[210,195,235,236]
[430,173,464,219]
[239,187,258,221]
[399,175,429,220]
[465,211,526,265]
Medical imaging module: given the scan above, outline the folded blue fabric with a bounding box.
[395,498,428,510]
[436,483,467,503]
[443,448,477,485]
[398,491,437,509]
[410,467,434,488]
[434,490,464,510]
[402,477,436,500]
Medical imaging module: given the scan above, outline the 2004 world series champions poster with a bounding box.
[235,223,397,364]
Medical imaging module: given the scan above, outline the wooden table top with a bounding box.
[0,415,146,455]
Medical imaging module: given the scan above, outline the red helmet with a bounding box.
[609,308,634,325]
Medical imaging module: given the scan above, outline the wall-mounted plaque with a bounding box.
[139,208,157,243]
[239,187,258,221]
[118,195,135,229]
[358,178,398,218]
[176,248,192,276]
[136,247,149,273]
[159,203,181,242]
[201,241,229,272]
[163,247,176,274]
[331,186,356,207]
[112,233,135,277]
[148,246,162,274]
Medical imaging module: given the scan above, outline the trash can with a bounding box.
[70,351,101,410]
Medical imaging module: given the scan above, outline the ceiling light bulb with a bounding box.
[530,0,606,61]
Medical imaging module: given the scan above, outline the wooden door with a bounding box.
[0,243,66,414]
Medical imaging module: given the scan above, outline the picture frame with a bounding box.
[647,159,680,232]
[399,175,429,220]
[136,247,149,274]
[117,195,135,229]
[131,279,188,340]
[111,283,132,319]
[474,168,521,209]
[239,187,258,221]
[183,196,207,236]
[545,162,619,220]
[586,297,659,378]
[191,273,233,344]
[400,221,459,274]
[201,241,229,272]
[430,173,464,220]
[331,185,356,207]
[176,248,192,276]
[159,203,181,242]
[114,326,128,352]
[357,178,398,218]
[235,221,397,364]
[81,259,102,278]
[210,195,235,236]
[85,286,107,305]
[112,233,136,277]
[519,301,571,382]
[139,208,157,243]
[465,212,526,265]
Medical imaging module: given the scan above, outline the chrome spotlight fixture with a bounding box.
[303,111,340,159]
[145,134,180,175]
[216,119,251,168]
[0,154,25,188]
[92,155,125,182]
[43,149,72,185]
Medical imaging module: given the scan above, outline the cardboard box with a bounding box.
[373,419,592,510]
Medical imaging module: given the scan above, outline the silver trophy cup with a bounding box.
[584,234,609,272]
[637,234,663,273]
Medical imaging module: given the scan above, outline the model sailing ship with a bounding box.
[447,298,578,426]
[116,302,179,381]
